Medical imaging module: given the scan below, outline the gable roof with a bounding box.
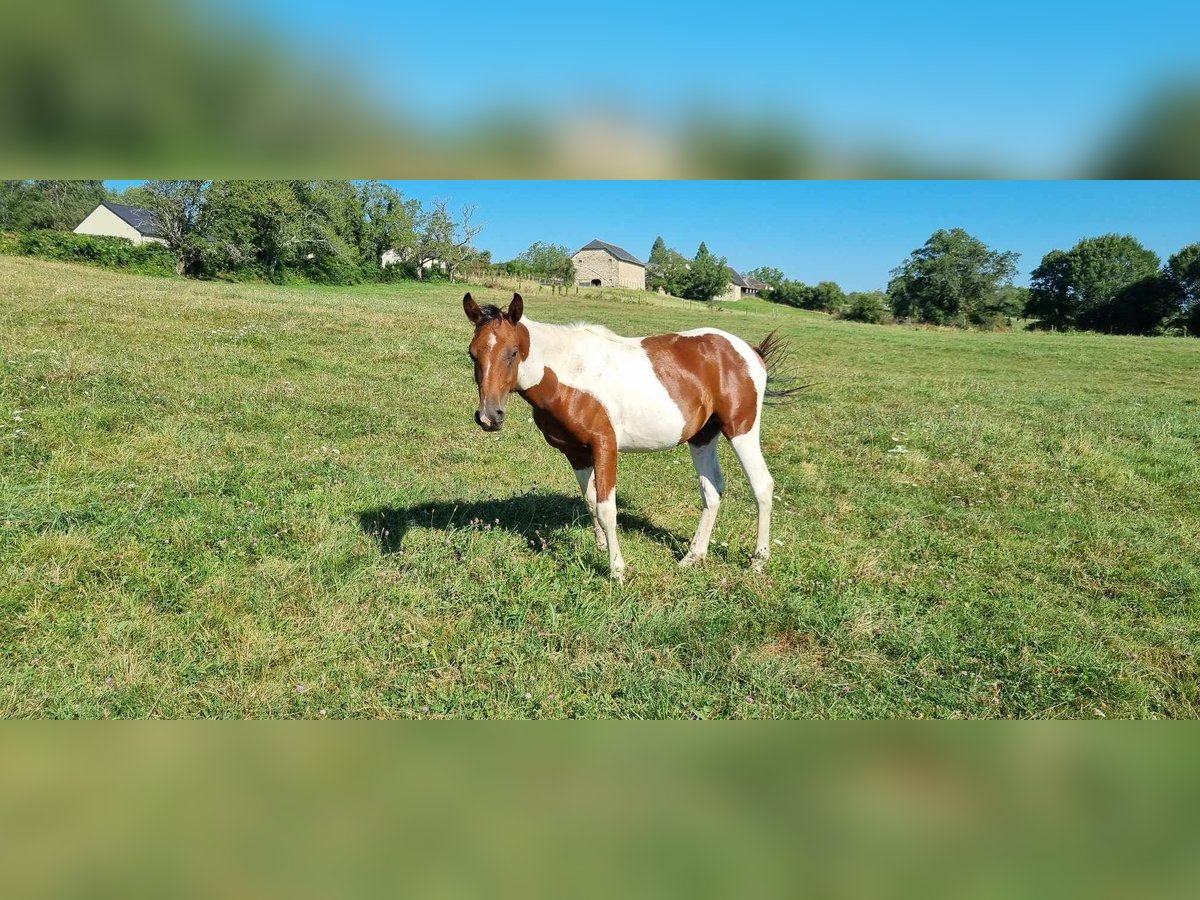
[575,239,645,267]
[101,201,165,238]
[726,266,750,288]
[744,275,770,290]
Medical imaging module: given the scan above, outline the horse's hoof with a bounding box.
[679,553,705,568]
[751,553,769,574]
[610,565,627,584]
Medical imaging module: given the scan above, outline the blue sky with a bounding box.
[227,0,1199,172]
[107,180,1200,291]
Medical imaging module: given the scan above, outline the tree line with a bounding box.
[0,180,487,284]
[647,237,735,306]
[753,228,1199,336]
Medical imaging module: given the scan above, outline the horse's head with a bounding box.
[463,292,526,432]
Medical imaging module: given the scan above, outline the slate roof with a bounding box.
[102,202,165,238]
[744,275,770,290]
[575,239,645,267]
[726,266,750,288]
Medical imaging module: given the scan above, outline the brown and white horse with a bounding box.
[463,292,794,582]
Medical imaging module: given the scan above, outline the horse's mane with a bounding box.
[534,319,624,339]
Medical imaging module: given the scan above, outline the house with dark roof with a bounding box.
[571,239,646,290]
[74,202,167,246]
[716,266,767,302]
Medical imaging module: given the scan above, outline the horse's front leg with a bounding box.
[572,463,607,552]
[591,440,625,582]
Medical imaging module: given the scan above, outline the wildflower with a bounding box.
[295,684,306,694]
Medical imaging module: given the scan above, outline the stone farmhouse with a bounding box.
[571,239,646,290]
[716,267,771,302]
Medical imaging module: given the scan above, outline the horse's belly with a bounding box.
[610,393,686,451]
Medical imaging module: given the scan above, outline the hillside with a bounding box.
[2,257,1198,717]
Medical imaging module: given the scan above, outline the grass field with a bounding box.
[2,256,1198,718]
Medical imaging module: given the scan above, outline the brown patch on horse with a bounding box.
[519,366,618,499]
[640,333,761,444]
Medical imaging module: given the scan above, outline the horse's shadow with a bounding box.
[357,491,683,556]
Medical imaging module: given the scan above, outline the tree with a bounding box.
[357,181,420,269]
[1025,250,1075,330]
[416,199,483,282]
[838,291,888,323]
[748,266,785,289]
[765,280,814,308]
[646,236,689,295]
[517,242,575,283]
[0,181,36,231]
[888,228,1019,326]
[994,285,1029,319]
[810,281,846,312]
[0,180,106,231]
[1165,243,1200,334]
[1026,234,1164,333]
[141,180,208,276]
[679,242,729,307]
[202,180,329,280]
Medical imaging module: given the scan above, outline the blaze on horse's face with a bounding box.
[463,292,525,432]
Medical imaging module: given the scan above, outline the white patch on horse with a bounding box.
[518,318,686,451]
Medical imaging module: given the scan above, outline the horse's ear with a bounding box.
[507,292,523,324]
[463,292,484,325]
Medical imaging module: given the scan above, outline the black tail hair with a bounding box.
[755,331,809,404]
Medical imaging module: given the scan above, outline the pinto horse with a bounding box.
[463,292,796,582]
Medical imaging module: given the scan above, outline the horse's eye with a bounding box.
[506,349,518,361]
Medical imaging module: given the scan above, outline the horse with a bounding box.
[462,291,798,582]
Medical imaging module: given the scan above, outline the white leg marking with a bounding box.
[596,492,625,582]
[573,466,607,551]
[729,428,774,573]
[680,439,725,567]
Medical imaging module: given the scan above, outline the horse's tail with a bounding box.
[755,331,808,404]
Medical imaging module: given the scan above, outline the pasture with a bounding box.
[2,256,1198,718]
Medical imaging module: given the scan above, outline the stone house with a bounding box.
[571,239,646,290]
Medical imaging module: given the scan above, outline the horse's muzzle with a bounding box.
[475,409,504,432]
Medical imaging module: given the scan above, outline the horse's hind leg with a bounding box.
[681,437,725,567]
[729,426,774,572]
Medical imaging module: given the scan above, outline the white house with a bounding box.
[571,239,646,290]
[74,202,167,245]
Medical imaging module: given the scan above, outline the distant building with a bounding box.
[74,202,167,246]
[716,267,767,302]
[381,248,446,273]
[571,239,646,290]
[744,275,771,295]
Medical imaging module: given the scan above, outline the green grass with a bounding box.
[2,256,1198,718]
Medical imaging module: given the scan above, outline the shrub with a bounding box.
[5,229,176,276]
[837,291,889,323]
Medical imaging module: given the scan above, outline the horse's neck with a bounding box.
[517,318,567,392]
